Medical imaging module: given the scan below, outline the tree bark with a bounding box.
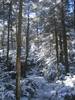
[16,0,23,100]
[54,0,60,77]
[74,0,75,32]
[59,33,63,63]
[26,5,30,67]
[54,15,59,77]
[7,1,12,66]
[2,0,5,55]
[61,0,69,73]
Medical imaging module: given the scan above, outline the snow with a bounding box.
[39,0,43,2]
[20,74,75,100]
[72,40,75,45]
[0,58,75,100]
[67,30,75,36]
[4,91,15,100]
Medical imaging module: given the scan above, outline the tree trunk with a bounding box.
[26,5,30,67]
[2,0,5,56]
[61,0,69,73]
[7,2,12,66]
[59,33,64,63]
[10,1,14,50]
[54,16,59,77]
[16,0,23,100]
[74,0,75,32]
[54,0,60,77]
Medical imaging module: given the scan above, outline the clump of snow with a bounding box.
[21,79,36,97]
[63,74,75,87]
[4,91,15,100]
[42,62,57,81]
[0,85,5,100]
[20,74,75,100]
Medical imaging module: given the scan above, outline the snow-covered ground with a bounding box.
[0,60,75,100]
[21,74,75,100]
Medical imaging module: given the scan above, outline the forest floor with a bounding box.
[0,58,75,100]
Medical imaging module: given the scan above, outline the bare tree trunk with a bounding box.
[74,0,75,32]
[59,33,63,63]
[61,0,69,73]
[10,1,14,50]
[54,0,60,77]
[54,15,59,77]
[26,5,30,67]
[2,0,5,56]
[7,2,12,66]
[10,24,14,50]
[16,0,23,100]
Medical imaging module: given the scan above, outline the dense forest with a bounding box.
[0,0,75,100]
